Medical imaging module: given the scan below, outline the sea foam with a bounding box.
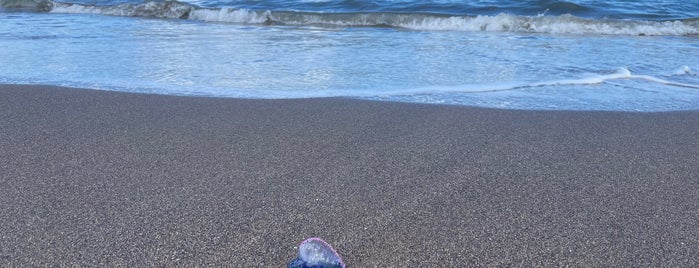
[188,8,270,24]
[381,68,699,96]
[43,0,699,36]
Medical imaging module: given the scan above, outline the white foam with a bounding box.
[47,1,699,36]
[399,14,521,32]
[631,74,699,89]
[398,14,699,35]
[261,12,699,36]
[51,1,193,19]
[534,67,632,87]
[674,65,695,75]
[189,8,270,24]
[374,67,699,97]
[50,3,103,15]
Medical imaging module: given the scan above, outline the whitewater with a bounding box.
[1,0,698,111]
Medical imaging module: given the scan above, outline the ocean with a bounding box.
[1,0,698,111]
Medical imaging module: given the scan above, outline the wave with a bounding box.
[1,0,53,11]
[384,68,699,96]
[6,0,699,35]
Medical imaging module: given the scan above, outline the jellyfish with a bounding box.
[288,238,346,268]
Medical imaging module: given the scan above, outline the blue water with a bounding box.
[1,0,698,111]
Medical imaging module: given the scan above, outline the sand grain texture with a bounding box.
[1,85,698,266]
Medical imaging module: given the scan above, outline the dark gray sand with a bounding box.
[1,84,698,266]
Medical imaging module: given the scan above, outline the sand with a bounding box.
[1,84,698,266]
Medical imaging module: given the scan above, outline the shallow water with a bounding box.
[1,0,698,111]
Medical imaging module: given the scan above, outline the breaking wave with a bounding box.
[4,0,696,36]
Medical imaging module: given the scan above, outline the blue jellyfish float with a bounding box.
[288,238,346,268]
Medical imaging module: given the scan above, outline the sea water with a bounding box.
[1,0,698,111]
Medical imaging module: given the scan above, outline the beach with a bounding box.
[1,84,698,266]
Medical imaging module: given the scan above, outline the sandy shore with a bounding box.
[1,84,698,266]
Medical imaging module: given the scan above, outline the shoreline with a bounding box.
[1,84,698,266]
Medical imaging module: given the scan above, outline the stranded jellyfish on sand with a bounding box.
[288,238,346,268]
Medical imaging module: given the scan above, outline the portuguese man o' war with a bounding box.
[288,238,346,268]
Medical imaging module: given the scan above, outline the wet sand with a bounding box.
[1,84,698,266]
